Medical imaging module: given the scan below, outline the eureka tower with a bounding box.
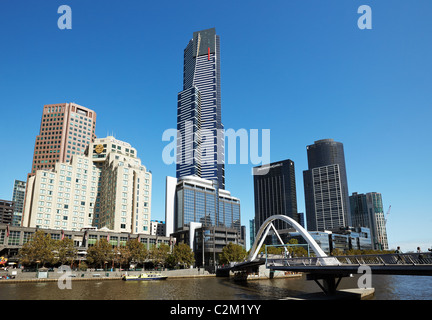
[176,28,225,189]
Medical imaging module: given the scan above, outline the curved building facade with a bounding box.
[303,139,351,231]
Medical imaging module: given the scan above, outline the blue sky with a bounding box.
[0,0,431,252]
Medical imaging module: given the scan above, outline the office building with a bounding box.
[303,139,351,231]
[350,192,389,250]
[284,227,372,255]
[253,160,301,234]
[29,103,96,175]
[150,220,166,237]
[0,200,15,225]
[249,218,256,250]
[22,136,152,234]
[176,28,225,189]
[165,175,243,266]
[166,176,240,234]
[11,180,26,226]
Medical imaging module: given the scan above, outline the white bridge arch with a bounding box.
[248,215,337,266]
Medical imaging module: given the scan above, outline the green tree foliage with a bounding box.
[86,238,113,268]
[127,238,148,265]
[149,243,170,268]
[219,242,247,264]
[171,243,195,269]
[18,230,56,267]
[56,237,77,266]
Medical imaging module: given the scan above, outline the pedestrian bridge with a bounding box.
[218,215,432,295]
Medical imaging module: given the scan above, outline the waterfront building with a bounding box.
[165,175,243,266]
[166,176,240,234]
[22,136,152,234]
[0,223,171,263]
[283,227,372,255]
[11,180,26,226]
[0,200,15,225]
[303,139,351,231]
[253,160,302,234]
[29,103,96,175]
[349,192,389,250]
[176,28,225,189]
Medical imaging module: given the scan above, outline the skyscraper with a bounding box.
[11,180,26,226]
[176,28,225,189]
[303,139,351,231]
[29,103,96,175]
[350,192,389,250]
[253,160,301,232]
[165,29,243,266]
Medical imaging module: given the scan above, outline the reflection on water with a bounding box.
[0,274,431,300]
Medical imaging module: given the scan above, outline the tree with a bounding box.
[86,238,113,268]
[149,243,170,269]
[112,245,131,269]
[126,239,148,266]
[55,237,77,266]
[219,242,247,265]
[19,230,56,267]
[171,243,195,269]
[287,239,308,257]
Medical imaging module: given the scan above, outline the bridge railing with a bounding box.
[266,252,432,268]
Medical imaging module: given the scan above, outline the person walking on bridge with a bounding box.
[417,247,425,264]
[395,247,403,264]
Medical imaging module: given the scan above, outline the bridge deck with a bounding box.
[221,252,432,276]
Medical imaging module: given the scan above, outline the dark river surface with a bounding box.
[0,274,431,300]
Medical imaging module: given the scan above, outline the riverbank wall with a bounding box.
[0,267,214,283]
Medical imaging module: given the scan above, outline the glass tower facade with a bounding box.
[175,177,240,232]
[176,28,225,189]
[11,180,26,226]
[349,192,389,250]
[253,159,301,232]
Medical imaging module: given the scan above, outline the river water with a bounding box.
[0,274,431,300]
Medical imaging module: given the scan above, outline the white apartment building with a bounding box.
[23,136,152,234]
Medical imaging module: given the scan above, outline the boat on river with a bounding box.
[122,272,167,281]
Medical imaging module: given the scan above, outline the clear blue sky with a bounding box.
[0,0,431,252]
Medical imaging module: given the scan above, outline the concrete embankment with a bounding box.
[0,268,215,284]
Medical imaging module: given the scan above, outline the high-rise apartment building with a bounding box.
[176,28,225,189]
[253,160,302,233]
[22,136,151,234]
[303,139,351,231]
[0,200,15,225]
[30,103,96,175]
[89,136,152,234]
[11,180,26,226]
[349,192,389,250]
